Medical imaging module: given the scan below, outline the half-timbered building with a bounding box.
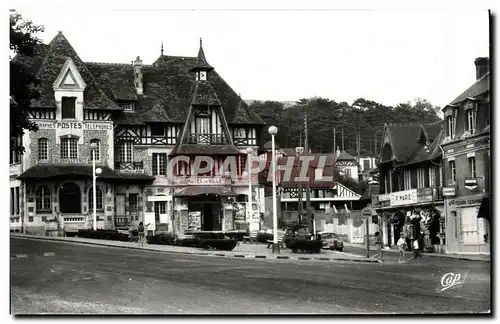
[13,32,265,235]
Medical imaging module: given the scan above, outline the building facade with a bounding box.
[373,122,446,252]
[441,57,490,254]
[12,32,266,235]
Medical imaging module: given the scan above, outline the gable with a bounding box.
[332,183,361,199]
[53,58,86,90]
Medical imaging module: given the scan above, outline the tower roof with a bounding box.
[189,38,214,73]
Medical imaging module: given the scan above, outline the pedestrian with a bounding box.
[137,222,150,247]
[409,238,422,262]
[373,231,383,263]
[397,234,407,263]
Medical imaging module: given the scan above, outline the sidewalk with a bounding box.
[11,234,378,264]
[343,243,490,262]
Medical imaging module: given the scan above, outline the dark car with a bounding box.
[320,232,344,252]
[283,225,311,248]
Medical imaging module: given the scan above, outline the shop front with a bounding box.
[444,193,490,254]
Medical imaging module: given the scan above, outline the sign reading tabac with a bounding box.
[390,189,417,207]
[36,121,113,131]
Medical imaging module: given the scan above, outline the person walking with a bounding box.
[409,237,423,262]
[137,222,150,247]
[397,234,407,263]
[373,231,383,263]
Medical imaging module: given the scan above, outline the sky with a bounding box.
[12,4,490,109]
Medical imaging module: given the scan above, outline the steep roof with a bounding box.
[448,72,490,106]
[386,125,423,162]
[421,120,444,143]
[189,39,214,73]
[17,32,266,126]
[336,150,356,161]
[402,129,444,167]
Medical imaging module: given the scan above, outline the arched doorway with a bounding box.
[59,182,81,213]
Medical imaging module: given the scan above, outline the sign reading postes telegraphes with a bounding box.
[390,189,417,207]
[442,187,456,197]
[35,121,113,131]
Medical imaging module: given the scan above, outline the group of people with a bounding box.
[372,232,424,264]
[128,222,150,247]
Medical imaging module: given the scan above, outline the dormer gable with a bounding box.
[53,58,86,91]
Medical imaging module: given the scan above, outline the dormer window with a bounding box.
[446,115,455,138]
[197,71,207,81]
[119,102,135,112]
[465,102,477,134]
[61,97,76,119]
[234,128,246,138]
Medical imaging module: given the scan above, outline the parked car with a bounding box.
[283,224,312,248]
[319,232,344,252]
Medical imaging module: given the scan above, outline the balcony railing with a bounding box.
[115,161,144,173]
[375,186,444,208]
[186,133,227,145]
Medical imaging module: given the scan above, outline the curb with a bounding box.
[11,234,380,264]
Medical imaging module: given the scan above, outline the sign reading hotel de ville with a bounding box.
[390,189,417,207]
[36,121,113,131]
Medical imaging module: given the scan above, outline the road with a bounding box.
[10,237,491,314]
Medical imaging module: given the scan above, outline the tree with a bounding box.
[10,11,44,153]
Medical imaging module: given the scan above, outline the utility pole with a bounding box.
[356,130,361,164]
[333,128,336,153]
[304,104,313,235]
[341,128,344,151]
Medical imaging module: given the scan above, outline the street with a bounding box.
[10,237,491,314]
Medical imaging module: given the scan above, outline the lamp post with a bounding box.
[268,126,279,253]
[90,142,102,231]
[246,147,254,228]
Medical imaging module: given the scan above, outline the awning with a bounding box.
[477,196,490,220]
[17,164,154,183]
[174,186,236,197]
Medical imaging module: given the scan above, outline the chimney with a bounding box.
[474,57,489,80]
[336,146,341,157]
[133,56,143,95]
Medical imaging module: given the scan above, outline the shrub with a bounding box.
[192,232,225,240]
[256,232,273,243]
[225,232,246,241]
[175,238,200,247]
[199,239,238,251]
[148,233,175,245]
[288,239,322,253]
[77,229,128,242]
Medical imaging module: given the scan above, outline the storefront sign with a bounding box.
[9,164,20,176]
[378,194,391,202]
[448,196,483,207]
[390,189,417,207]
[36,121,113,131]
[186,177,227,185]
[464,178,478,191]
[442,187,456,197]
[417,188,433,203]
[147,195,172,202]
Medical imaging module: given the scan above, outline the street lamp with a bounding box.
[90,142,102,231]
[268,125,279,253]
[246,147,254,227]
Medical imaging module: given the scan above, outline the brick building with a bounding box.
[441,57,490,254]
[12,32,265,235]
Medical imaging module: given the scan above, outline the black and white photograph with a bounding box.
[6,0,493,316]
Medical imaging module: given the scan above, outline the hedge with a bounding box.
[77,229,129,242]
[288,239,323,253]
[147,233,175,245]
[256,232,273,243]
[192,232,225,240]
[198,239,238,251]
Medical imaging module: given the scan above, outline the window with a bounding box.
[429,166,436,187]
[38,138,48,160]
[90,139,100,161]
[363,159,371,171]
[152,153,167,176]
[449,160,456,183]
[61,138,78,159]
[10,188,14,216]
[10,136,22,164]
[119,102,135,111]
[345,168,352,178]
[174,160,190,176]
[118,142,133,162]
[151,124,165,136]
[88,187,104,211]
[61,97,76,119]
[195,117,210,134]
[417,168,425,189]
[466,109,476,134]
[234,128,246,138]
[404,170,411,190]
[36,186,51,212]
[468,156,476,178]
[446,115,454,138]
[15,187,20,215]
[129,194,139,213]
